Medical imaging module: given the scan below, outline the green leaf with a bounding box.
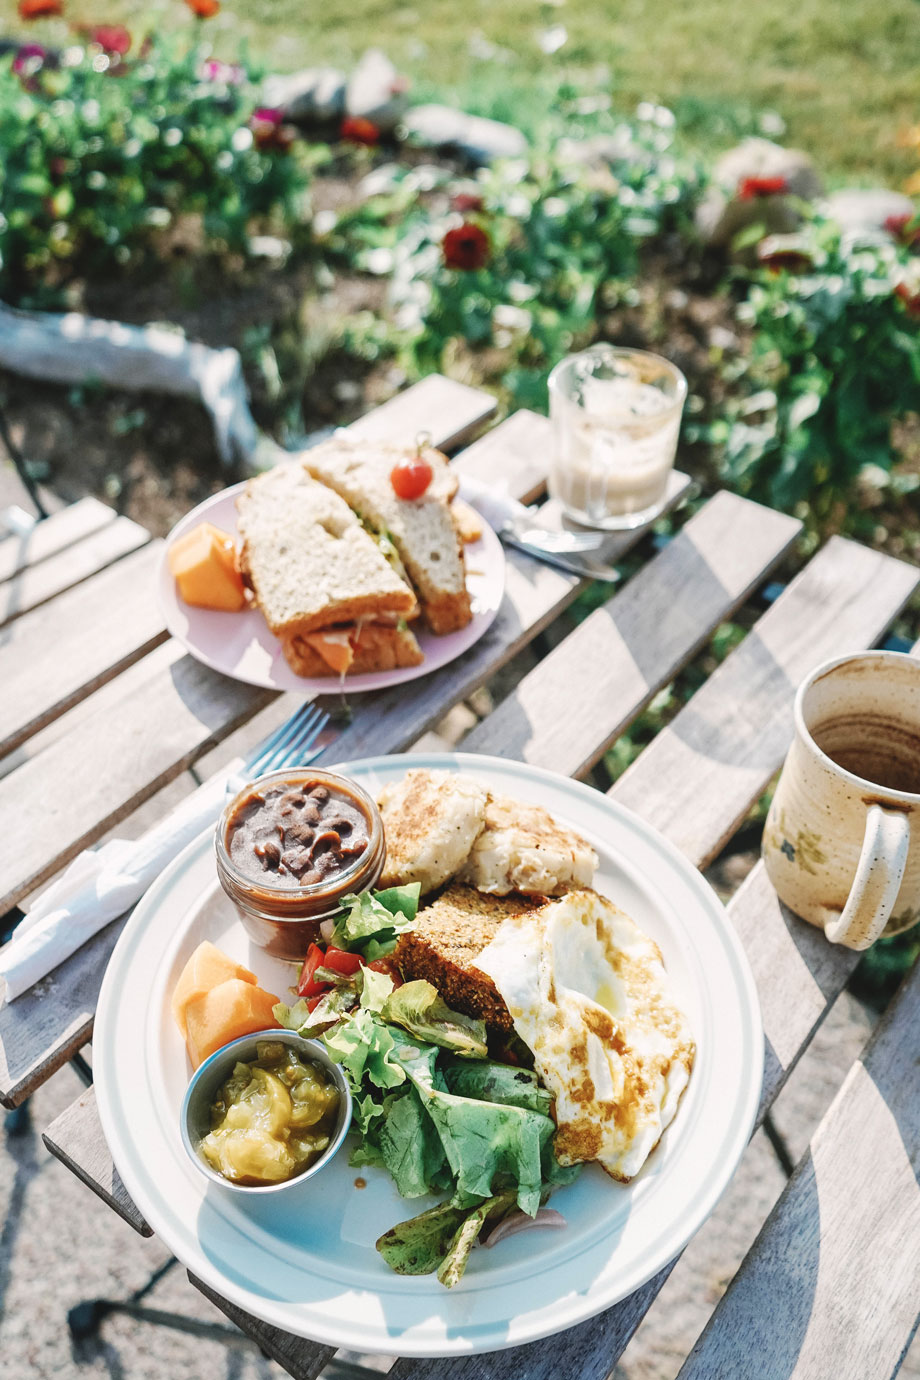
[384,980,488,1058]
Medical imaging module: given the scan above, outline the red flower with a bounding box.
[451,192,485,214]
[737,175,789,201]
[250,107,294,151]
[442,222,491,271]
[184,0,219,16]
[340,116,380,146]
[86,24,131,54]
[17,0,62,17]
[884,213,920,249]
[761,249,812,274]
[895,282,920,316]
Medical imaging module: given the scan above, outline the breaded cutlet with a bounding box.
[395,883,541,1032]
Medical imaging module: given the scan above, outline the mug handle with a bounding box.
[824,804,910,950]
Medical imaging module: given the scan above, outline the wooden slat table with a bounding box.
[2,374,918,1380]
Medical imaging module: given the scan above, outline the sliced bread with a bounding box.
[301,439,472,635]
[236,463,417,637]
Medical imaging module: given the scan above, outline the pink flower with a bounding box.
[12,41,46,72]
[250,107,294,151]
[200,58,245,84]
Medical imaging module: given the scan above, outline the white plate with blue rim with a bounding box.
[94,752,763,1357]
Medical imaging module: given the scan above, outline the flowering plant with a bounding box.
[0,35,321,304]
[330,101,703,411]
[705,216,920,519]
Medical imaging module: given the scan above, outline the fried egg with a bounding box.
[474,889,695,1181]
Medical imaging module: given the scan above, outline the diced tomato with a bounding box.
[322,946,363,977]
[297,943,328,998]
[367,956,403,987]
[390,457,433,500]
[307,993,325,1014]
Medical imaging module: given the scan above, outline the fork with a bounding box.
[228,701,331,791]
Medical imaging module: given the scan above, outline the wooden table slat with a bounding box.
[461,491,801,777]
[0,540,169,756]
[344,373,497,451]
[0,495,116,584]
[677,954,920,1380]
[0,513,151,628]
[42,1085,152,1235]
[611,535,920,869]
[451,407,551,505]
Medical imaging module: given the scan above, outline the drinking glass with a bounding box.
[547,345,687,530]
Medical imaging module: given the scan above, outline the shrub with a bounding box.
[706,217,920,521]
[0,36,319,304]
[327,97,705,412]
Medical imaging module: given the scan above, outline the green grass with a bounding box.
[4,0,919,184]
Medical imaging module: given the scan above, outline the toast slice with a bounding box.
[281,620,423,677]
[236,463,417,638]
[395,884,542,1033]
[302,438,472,635]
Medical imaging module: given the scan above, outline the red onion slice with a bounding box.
[319,917,337,944]
[482,1207,567,1248]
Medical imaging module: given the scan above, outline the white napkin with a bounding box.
[458,473,530,532]
[0,762,244,1003]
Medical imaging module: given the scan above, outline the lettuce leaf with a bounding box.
[323,1007,407,1090]
[441,1058,553,1115]
[375,1191,516,1287]
[384,980,488,1058]
[332,883,420,953]
[391,1036,553,1217]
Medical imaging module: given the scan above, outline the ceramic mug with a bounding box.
[762,650,920,950]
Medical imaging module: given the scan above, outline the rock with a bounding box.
[261,67,347,126]
[345,49,409,133]
[697,138,823,251]
[402,104,527,165]
[821,187,917,234]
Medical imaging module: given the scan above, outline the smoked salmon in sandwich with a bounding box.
[236,463,423,677]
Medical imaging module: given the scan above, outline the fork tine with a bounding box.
[243,702,318,776]
[258,705,329,775]
[268,707,330,772]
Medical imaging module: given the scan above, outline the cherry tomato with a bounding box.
[390,457,433,500]
[296,943,327,998]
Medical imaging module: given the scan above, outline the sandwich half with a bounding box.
[236,463,422,676]
[301,438,472,635]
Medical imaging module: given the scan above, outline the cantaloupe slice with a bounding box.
[171,941,259,1039]
[184,978,282,1069]
[168,522,246,612]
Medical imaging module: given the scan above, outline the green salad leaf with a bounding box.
[385,980,488,1057]
[332,883,421,954]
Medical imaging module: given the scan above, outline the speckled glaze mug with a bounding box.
[763,651,920,950]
